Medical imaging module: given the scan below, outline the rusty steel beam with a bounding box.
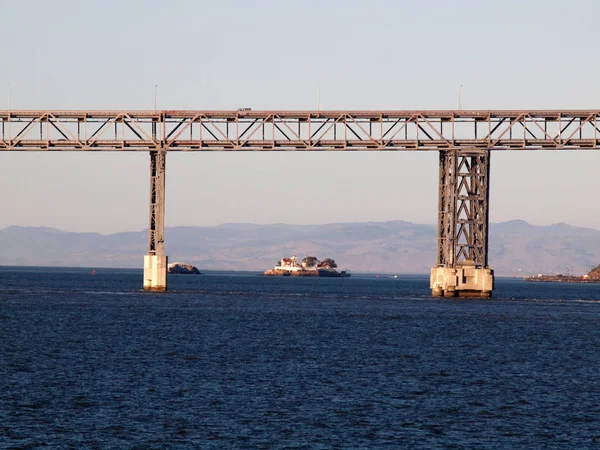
[0,110,599,151]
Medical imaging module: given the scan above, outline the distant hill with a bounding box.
[2,220,600,276]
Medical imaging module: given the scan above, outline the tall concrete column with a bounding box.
[144,149,168,291]
[431,149,494,298]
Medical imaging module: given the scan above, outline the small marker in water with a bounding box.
[92,270,96,276]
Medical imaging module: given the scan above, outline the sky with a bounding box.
[1,0,600,233]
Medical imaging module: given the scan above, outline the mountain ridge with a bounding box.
[2,220,600,276]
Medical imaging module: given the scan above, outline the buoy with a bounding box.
[91,270,96,276]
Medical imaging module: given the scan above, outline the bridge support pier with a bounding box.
[431,149,494,298]
[143,149,168,291]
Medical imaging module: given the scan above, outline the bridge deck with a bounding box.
[1,110,598,151]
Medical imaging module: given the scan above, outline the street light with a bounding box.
[154,84,158,111]
[458,84,463,111]
[8,82,11,110]
[316,84,321,111]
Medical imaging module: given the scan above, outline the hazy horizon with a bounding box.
[2,217,598,236]
[3,219,600,276]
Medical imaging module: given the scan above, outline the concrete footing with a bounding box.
[144,254,168,291]
[430,266,494,298]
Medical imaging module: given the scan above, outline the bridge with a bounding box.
[2,109,599,297]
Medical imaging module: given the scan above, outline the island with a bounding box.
[524,264,600,283]
[263,255,350,277]
[167,262,201,275]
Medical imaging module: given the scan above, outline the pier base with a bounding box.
[430,266,494,298]
[144,254,168,291]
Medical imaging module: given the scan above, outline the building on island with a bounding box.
[277,255,304,272]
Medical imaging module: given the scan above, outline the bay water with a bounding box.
[2,267,599,448]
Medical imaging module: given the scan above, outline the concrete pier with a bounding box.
[143,254,168,291]
[430,266,494,298]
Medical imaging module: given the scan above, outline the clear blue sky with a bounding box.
[1,0,599,233]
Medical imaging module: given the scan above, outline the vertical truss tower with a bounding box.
[431,150,494,297]
[143,150,168,291]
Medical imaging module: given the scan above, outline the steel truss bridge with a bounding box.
[3,109,600,296]
[1,109,599,151]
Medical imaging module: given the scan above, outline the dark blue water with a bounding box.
[2,267,600,448]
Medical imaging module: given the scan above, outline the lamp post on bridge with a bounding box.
[458,84,463,110]
[154,84,158,111]
[317,84,321,111]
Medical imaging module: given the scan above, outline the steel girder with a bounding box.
[437,150,490,269]
[1,110,599,151]
[148,150,166,257]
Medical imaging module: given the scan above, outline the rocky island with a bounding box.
[167,262,201,275]
[263,255,350,277]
